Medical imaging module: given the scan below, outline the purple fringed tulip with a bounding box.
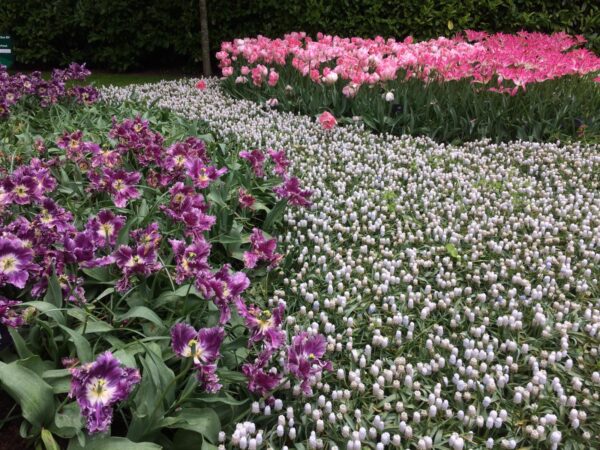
[239,149,266,177]
[267,149,290,176]
[85,210,126,248]
[89,168,141,208]
[185,158,227,189]
[238,188,256,209]
[197,265,249,324]
[286,332,332,395]
[243,228,282,270]
[113,244,161,292]
[273,176,312,207]
[0,237,34,289]
[0,297,24,327]
[105,169,142,208]
[169,238,211,284]
[69,352,140,434]
[236,299,285,351]
[171,324,224,392]
[242,351,282,396]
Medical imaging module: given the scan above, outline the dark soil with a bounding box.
[0,392,29,450]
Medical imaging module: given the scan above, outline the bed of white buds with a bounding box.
[101,79,600,449]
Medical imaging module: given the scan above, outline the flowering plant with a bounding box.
[220,31,600,143]
[0,70,328,449]
[0,63,98,118]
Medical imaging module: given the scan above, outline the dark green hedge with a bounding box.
[1,0,598,71]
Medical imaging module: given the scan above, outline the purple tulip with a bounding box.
[109,117,164,167]
[106,169,142,208]
[113,244,161,292]
[243,228,282,270]
[85,210,126,248]
[242,351,282,396]
[198,265,249,324]
[238,188,256,209]
[0,297,24,328]
[268,149,290,176]
[69,352,140,434]
[274,176,312,207]
[169,238,211,284]
[162,183,209,221]
[185,158,227,189]
[239,149,266,177]
[236,299,285,350]
[171,324,224,392]
[286,332,332,395]
[0,237,34,289]
[163,137,208,174]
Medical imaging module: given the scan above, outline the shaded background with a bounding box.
[1,0,598,72]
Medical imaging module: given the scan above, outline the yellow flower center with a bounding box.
[86,377,116,405]
[222,282,230,298]
[198,168,209,183]
[14,185,28,196]
[0,255,17,273]
[100,223,114,238]
[113,180,125,191]
[185,339,204,363]
[40,210,53,224]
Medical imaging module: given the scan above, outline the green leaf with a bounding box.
[44,271,63,308]
[0,361,55,427]
[41,429,61,450]
[160,408,220,443]
[75,321,113,334]
[81,267,112,282]
[445,243,459,259]
[43,369,72,394]
[8,327,33,359]
[117,306,164,329]
[137,198,149,221]
[116,217,135,246]
[24,301,65,325]
[67,437,161,450]
[264,199,287,231]
[58,325,93,362]
[52,402,83,438]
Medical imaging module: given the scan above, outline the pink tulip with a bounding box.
[319,111,337,130]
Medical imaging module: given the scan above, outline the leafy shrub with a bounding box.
[0,0,598,70]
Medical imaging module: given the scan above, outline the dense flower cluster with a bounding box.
[103,79,600,449]
[0,63,98,117]
[218,31,600,95]
[0,83,331,440]
[0,116,312,301]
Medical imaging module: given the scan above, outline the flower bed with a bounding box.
[219,31,600,143]
[0,69,322,449]
[103,79,600,450]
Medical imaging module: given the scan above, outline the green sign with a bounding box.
[0,35,14,69]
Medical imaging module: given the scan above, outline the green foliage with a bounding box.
[0,94,288,447]
[223,71,600,144]
[0,0,598,71]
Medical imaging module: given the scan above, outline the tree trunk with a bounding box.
[199,0,211,77]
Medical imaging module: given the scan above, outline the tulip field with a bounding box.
[1,31,599,450]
